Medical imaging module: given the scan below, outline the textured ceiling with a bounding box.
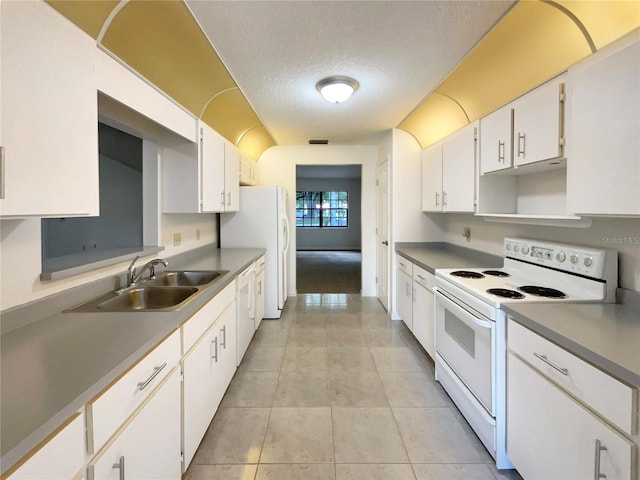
[47,0,639,155]
[186,0,515,146]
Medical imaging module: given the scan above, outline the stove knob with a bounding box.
[514,245,520,253]
[522,246,530,255]
[584,257,593,267]
[570,254,579,264]
[556,252,566,263]
[506,243,512,251]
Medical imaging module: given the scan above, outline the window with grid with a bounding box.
[296,191,348,227]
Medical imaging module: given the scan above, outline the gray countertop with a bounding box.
[0,247,265,472]
[504,291,640,388]
[395,242,640,389]
[395,242,503,273]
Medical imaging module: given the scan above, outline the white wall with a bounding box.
[0,145,217,311]
[442,214,640,291]
[258,145,377,296]
[390,129,446,244]
[296,177,362,251]
[380,129,445,318]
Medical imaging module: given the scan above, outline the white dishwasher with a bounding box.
[236,263,255,365]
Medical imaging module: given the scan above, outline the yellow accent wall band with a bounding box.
[398,0,640,149]
[47,0,118,39]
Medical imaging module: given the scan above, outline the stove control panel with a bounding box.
[503,238,614,279]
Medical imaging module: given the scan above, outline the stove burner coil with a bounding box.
[486,288,525,299]
[482,270,510,277]
[518,285,567,298]
[451,271,485,279]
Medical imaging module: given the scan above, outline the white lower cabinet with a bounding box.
[4,412,85,480]
[254,256,266,330]
[395,256,435,358]
[88,367,182,480]
[182,292,237,470]
[87,331,181,454]
[507,320,636,480]
[412,266,435,359]
[395,257,413,330]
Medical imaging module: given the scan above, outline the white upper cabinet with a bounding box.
[239,152,259,186]
[422,121,476,213]
[441,122,477,212]
[0,1,99,218]
[200,124,227,212]
[223,142,240,212]
[512,73,566,168]
[479,73,566,176]
[567,31,640,217]
[421,143,443,212]
[163,121,239,213]
[479,106,512,175]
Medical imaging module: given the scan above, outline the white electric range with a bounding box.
[433,237,618,469]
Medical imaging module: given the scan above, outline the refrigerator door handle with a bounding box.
[282,214,291,253]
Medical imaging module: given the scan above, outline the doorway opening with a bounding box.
[295,165,362,294]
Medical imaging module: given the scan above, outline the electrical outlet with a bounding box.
[173,232,181,246]
[196,229,201,241]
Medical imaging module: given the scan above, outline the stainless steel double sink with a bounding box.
[67,270,228,313]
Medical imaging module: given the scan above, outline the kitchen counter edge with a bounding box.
[0,246,265,473]
[503,290,640,388]
[395,242,503,273]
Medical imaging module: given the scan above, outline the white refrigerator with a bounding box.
[220,185,290,318]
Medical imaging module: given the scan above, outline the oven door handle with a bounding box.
[436,290,493,329]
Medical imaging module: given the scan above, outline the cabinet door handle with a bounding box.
[112,455,125,480]
[258,280,262,295]
[0,146,5,200]
[517,132,526,158]
[498,140,505,163]
[137,362,167,391]
[533,352,568,376]
[412,287,416,302]
[435,192,439,207]
[382,240,389,246]
[220,192,225,206]
[211,337,219,362]
[442,191,447,207]
[417,274,426,281]
[220,325,226,349]
[594,439,607,480]
[227,192,232,207]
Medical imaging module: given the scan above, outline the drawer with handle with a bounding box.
[412,265,434,290]
[86,329,180,453]
[182,281,235,353]
[396,256,413,276]
[508,319,637,436]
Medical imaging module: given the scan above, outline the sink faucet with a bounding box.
[126,255,168,287]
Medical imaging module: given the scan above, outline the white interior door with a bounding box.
[376,158,390,310]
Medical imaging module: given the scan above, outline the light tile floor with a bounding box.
[184,294,523,480]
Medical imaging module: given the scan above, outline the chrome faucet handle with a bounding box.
[126,254,141,287]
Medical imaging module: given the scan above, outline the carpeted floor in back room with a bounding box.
[296,251,361,294]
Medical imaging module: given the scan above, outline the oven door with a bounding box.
[435,288,495,414]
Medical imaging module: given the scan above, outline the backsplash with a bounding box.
[0,214,217,311]
[442,214,640,292]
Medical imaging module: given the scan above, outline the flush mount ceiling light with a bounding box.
[316,76,359,104]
